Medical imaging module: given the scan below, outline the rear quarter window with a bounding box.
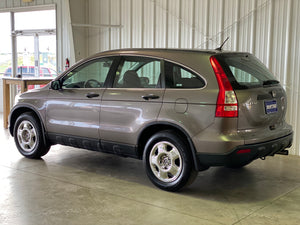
[165,61,205,89]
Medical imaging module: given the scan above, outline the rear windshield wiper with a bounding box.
[263,80,279,86]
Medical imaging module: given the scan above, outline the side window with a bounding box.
[165,62,205,88]
[62,58,114,88]
[113,56,161,88]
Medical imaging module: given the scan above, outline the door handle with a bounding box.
[142,94,160,100]
[86,93,100,98]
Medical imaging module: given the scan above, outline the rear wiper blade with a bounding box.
[263,80,279,85]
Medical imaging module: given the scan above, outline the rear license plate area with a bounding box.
[265,100,278,114]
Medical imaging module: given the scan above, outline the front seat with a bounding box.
[122,70,142,88]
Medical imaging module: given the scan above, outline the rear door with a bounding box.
[100,56,164,151]
[216,54,291,142]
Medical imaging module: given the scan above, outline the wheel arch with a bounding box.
[137,122,207,171]
[9,105,48,145]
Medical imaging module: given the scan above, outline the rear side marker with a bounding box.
[236,149,251,154]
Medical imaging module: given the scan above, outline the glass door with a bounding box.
[39,35,57,77]
[16,33,57,78]
[14,9,57,89]
[17,36,35,77]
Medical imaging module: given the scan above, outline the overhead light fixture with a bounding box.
[22,0,34,3]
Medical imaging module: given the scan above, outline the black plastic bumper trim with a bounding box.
[195,132,293,168]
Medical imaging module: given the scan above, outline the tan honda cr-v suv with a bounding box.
[9,49,293,191]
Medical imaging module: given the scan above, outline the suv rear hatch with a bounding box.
[213,53,292,144]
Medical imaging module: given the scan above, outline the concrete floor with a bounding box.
[1,119,300,224]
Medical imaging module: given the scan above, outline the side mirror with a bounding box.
[51,80,62,90]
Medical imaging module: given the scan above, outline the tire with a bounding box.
[143,130,197,192]
[13,112,50,159]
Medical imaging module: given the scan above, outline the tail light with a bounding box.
[210,56,238,117]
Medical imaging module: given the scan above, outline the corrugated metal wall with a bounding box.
[85,0,299,155]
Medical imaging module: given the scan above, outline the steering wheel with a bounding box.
[84,79,102,88]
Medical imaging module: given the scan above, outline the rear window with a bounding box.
[216,54,279,89]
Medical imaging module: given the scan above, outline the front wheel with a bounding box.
[143,131,197,192]
[13,112,50,159]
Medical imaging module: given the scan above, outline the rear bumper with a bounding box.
[195,132,293,168]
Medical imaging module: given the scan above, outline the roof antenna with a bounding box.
[215,37,230,51]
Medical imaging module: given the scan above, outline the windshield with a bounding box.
[216,54,279,89]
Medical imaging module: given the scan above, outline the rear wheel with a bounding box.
[13,112,50,159]
[143,130,197,192]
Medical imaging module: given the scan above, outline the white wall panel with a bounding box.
[194,0,208,48]
[143,0,155,47]
[132,0,143,48]
[179,0,193,48]
[56,0,75,71]
[166,0,180,48]
[154,0,167,47]
[255,0,271,64]
[120,0,131,48]
[100,0,110,51]
[207,0,222,49]
[70,0,88,60]
[238,0,253,51]
[88,0,100,54]
[110,0,121,49]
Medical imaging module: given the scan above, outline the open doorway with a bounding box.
[2,9,57,80]
[14,10,57,79]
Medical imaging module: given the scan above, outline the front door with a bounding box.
[46,57,115,141]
